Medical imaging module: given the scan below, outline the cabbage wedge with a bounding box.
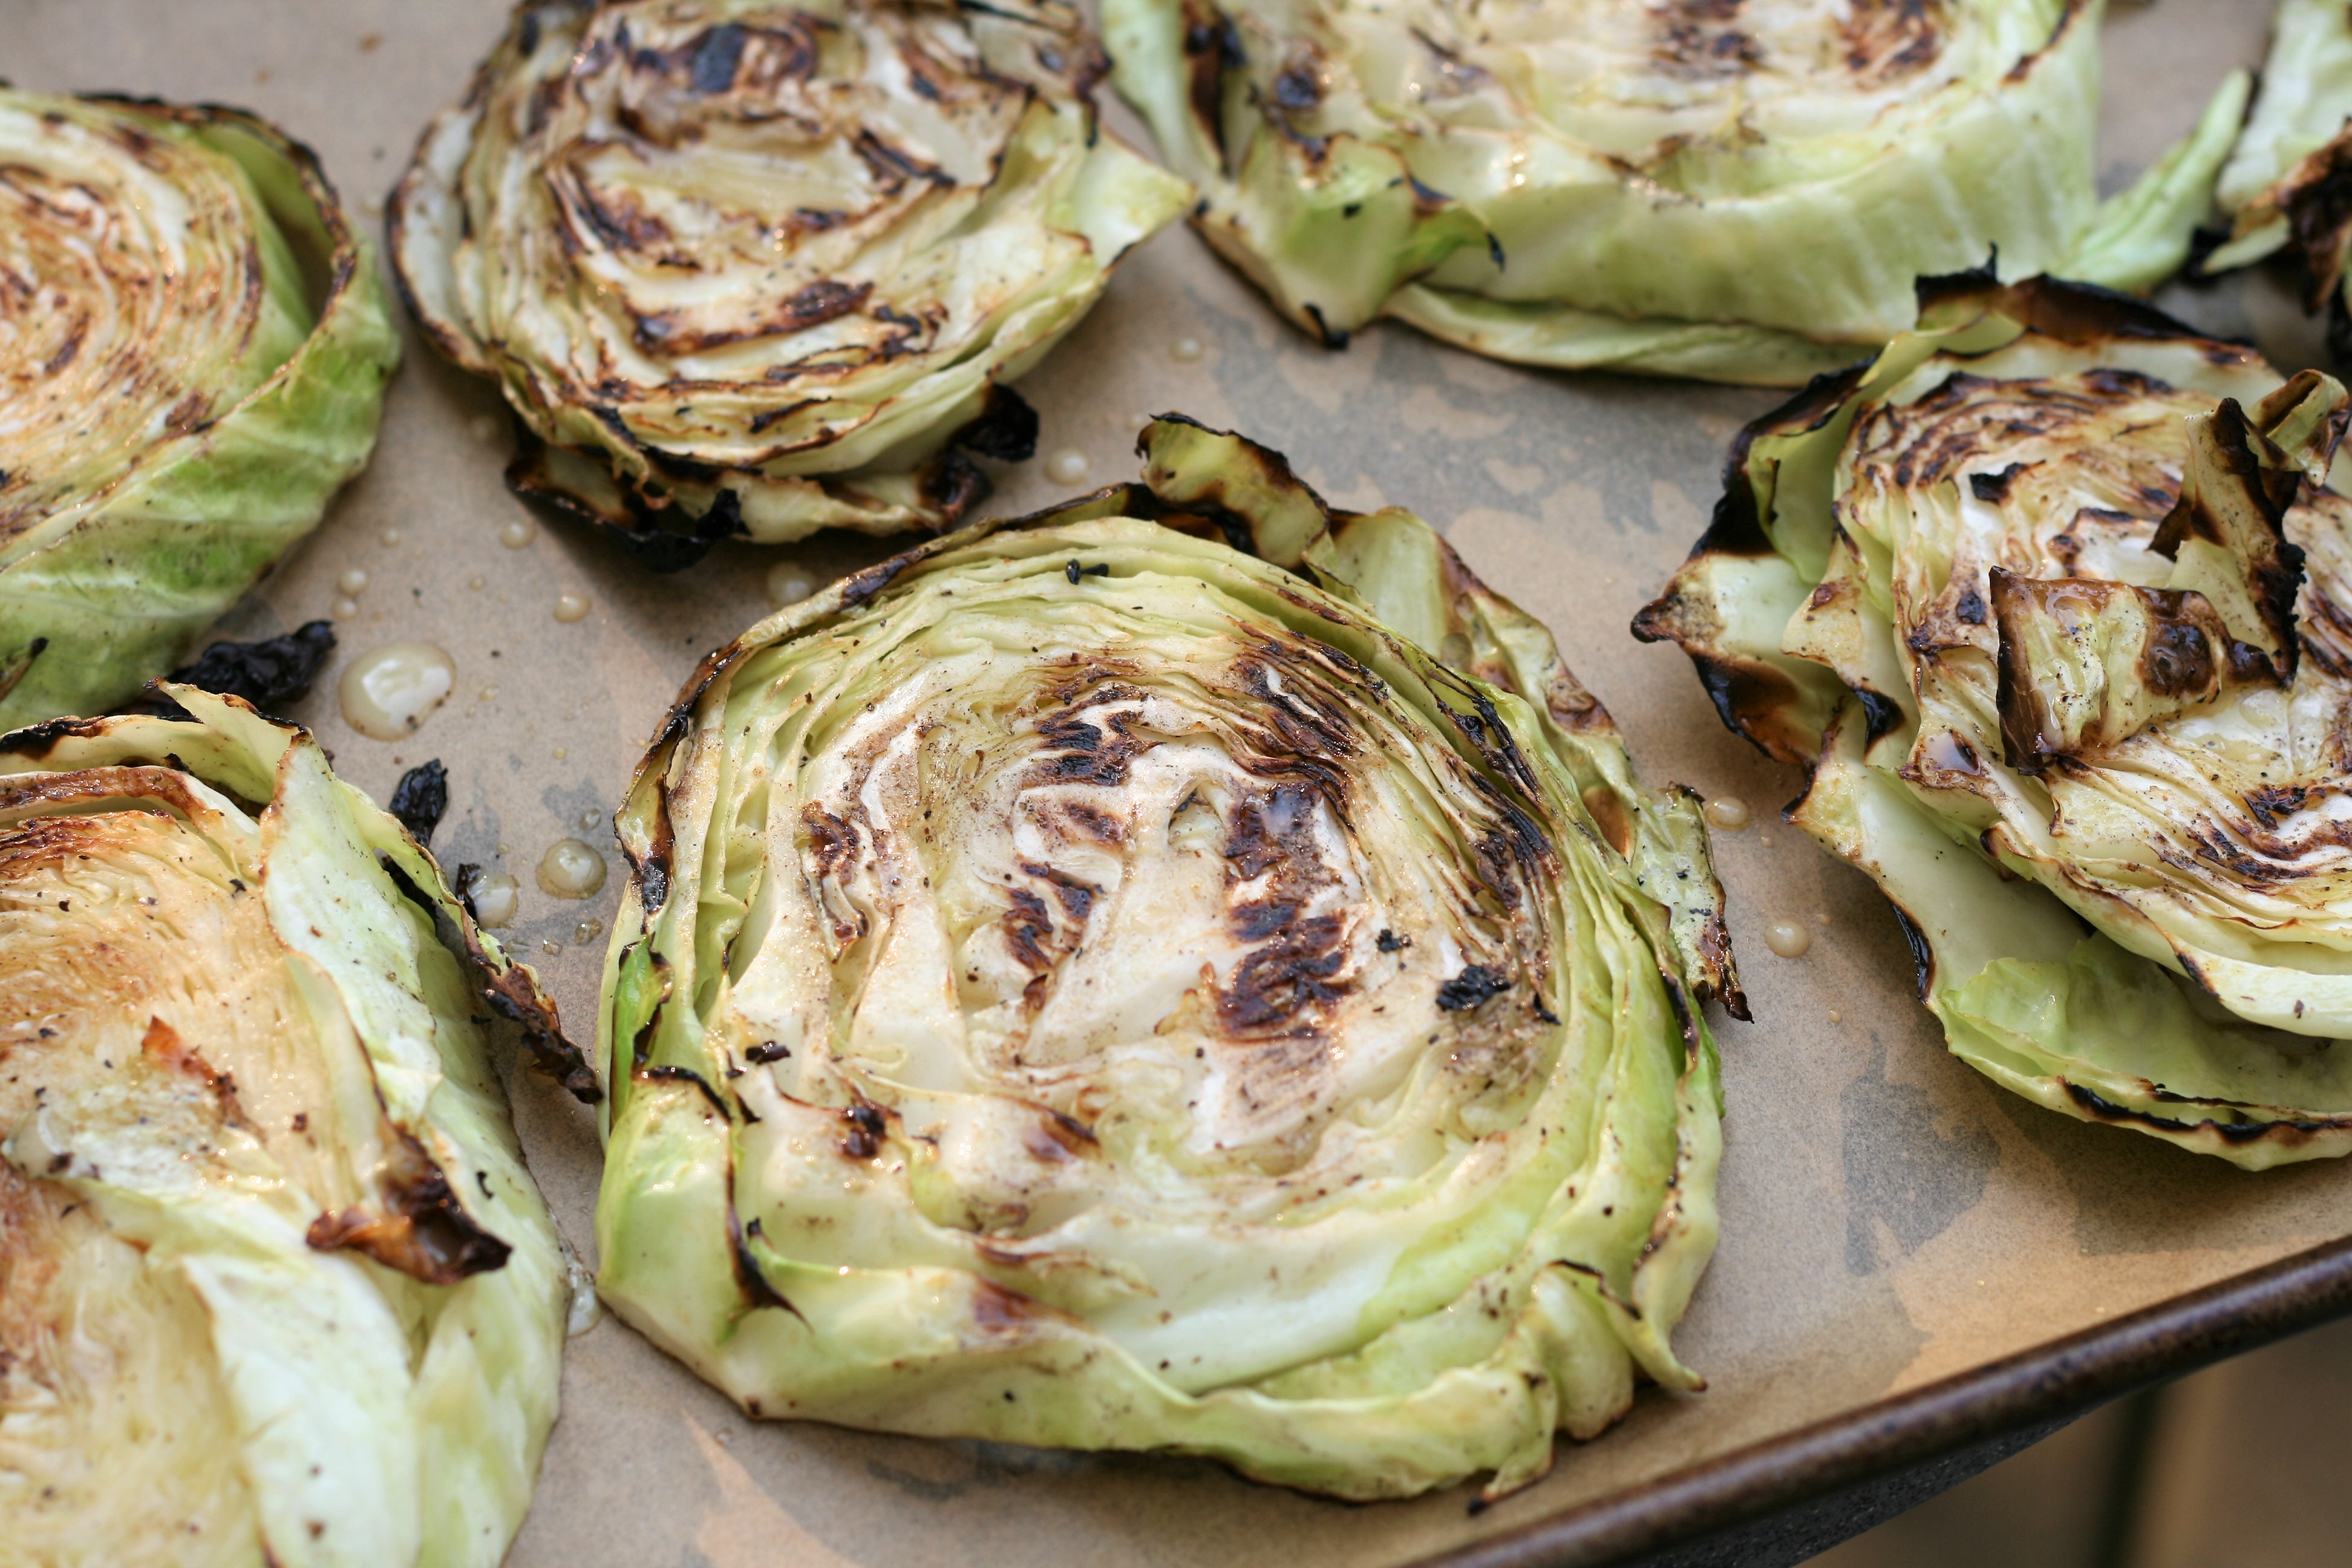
[1636,272,2352,1167]
[2207,0,2352,353]
[0,92,397,730]
[596,417,1737,1499]
[392,0,1193,564]
[0,689,590,1564]
[1103,0,2244,384]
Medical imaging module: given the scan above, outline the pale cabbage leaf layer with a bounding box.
[594,417,1736,1500]
[0,690,589,1564]
[1636,272,2352,1166]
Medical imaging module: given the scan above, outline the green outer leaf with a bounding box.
[0,97,398,729]
[2065,69,2252,295]
[0,690,570,1563]
[595,420,1728,1500]
[1792,699,2352,1169]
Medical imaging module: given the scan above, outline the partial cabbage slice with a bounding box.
[1636,272,2352,1167]
[391,0,1193,564]
[595,417,1736,1500]
[0,689,589,1564]
[2207,0,2352,350]
[0,91,398,729]
[1103,0,2243,384]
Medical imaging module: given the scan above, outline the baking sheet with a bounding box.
[9,1,2344,1563]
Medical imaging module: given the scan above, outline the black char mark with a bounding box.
[731,1210,805,1319]
[1215,781,1356,1037]
[140,621,337,719]
[1030,684,1145,788]
[388,760,449,844]
[840,1101,888,1160]
[2062,1080,2347,1147]
[954,384,1039,462]
[1436,964,1511,1011]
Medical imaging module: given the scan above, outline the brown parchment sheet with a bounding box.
[10,1,2345,1562]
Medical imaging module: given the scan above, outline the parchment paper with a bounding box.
[9,2,2337,1563]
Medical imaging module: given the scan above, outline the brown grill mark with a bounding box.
[631,278,874,355]
[1838,0,1949,84]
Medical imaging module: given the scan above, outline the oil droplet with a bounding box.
[338,642,454,740]
[1815,910,1832,926]
[467,575,486,591]
[1827,1010,1843,1024]
[1702,796,1751,831]
[554,593,590,623]
[1045,449,1091,486]
[379,527,403,548]
[766,561,815,608]
[1757,832,1774,847]
[538,838,607,899]
[1763,921,1812,959]
[1171,336,1204,362]
[478,685,500,702]
[552,746,569,760]
[336,567,370,595]
[541,939,563,956]
[500,519,535,549]
[574,919,604,944]
[468,871,520,929]
[469,414,500,444]
[333,597,361,619]
[577,808,601,830]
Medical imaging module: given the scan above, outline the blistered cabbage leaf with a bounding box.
[594,417,1737,1500]
[0,690,587,1563]
[2207,0,2352,349]
[391,0,1193,563]
[1103,0,2241,384]
[1636,272,2352,1166]
[0,92,397,730]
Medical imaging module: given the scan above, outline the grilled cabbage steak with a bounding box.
[391,0,1194,564]
[2206,0,2352,352]
[0,690,590,1565]
[0,91,397,730]
[1635,273,2352,1166]
[1102,0,2244,384]
[595,417,1737,1500]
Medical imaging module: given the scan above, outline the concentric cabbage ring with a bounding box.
[0,91,398,728]
[391,0,1194,563]
[1104,0,2244,384]
[0,689,590,1564]
[1636,272,2352,1166]
[595,418,1736,1499]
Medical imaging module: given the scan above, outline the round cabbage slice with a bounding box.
[0,688,590,1564]
[2206,0,2352,353]
[1636,272,2352,1167]
[595,417,1737,1500]
[391,0,1193,563]
[1102,0,2245,384]
[0,92,398,730]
